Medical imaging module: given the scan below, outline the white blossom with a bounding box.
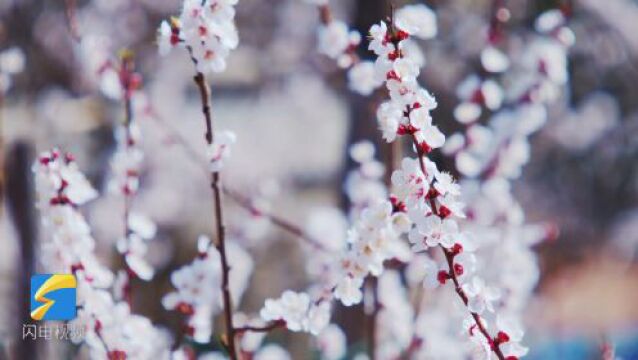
[348,61,383,95]
[463,277,501,314]
[207,130,237,172]
[316,324,347,360]
[395,4,437,39]
[157,0,239,73]
[259,291,330,334]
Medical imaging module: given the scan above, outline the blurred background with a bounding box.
[0,0,637,359]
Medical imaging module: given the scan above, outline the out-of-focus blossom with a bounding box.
[395,4,437,40]
[207,130,237,172]
[259,290,330,334]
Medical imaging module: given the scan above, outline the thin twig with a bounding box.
[235,320,285,335]
[120,54,136,307]
[192,71,237,359]
[222,187,327,251]
[145,106,328,251]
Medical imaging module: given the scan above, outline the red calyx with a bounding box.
[170,33,180,45]
[71,263,84,274]
[383,33,392,45]
[505,357,519,360]
[107,350,127,360]
[50,195,71,206]
[397,124,418,135]
[64,153,75,163]
[176,302,195,316]
[451,243,463,255]
[544,223,560,242]
[426,187,439,199]
[395,30,409,41]
[438,206,452,219]
[129,73,143,91]
[388,50,400,61]
[390,195,406,213]
[538,59,548,76]
[453,263,464,276]
[488,27,502,44]
[418,141,432,154]
[437,270,449,284]
[386,70,400,81]
[184,325,195,337]
[496,331,510,344]
[94,320,103,334]
[470,88,485,105]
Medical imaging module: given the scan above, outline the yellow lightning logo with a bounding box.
[30,274,76,320]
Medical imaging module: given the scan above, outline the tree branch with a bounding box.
[410,134,505,360]
[192,72,237,359]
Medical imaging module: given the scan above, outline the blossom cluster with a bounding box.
[332,199,411,305]
[444,8,573,320]
[207,130,236,172]
[343,140,387,213]
[317,17,361,69]
[158,0,239,73]
[102,58,160,309]
[444,9,574,180]
[259,291,330,335]
[304,0,435,96]
[162,235,223,344]
[33,150,171,359]
[162,235,253,344]
[363,16,527,358]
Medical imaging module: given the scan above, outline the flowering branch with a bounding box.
[409,133,507,359]
[192,71,238,358]
[157,1,243,355]
[119,53,137,306]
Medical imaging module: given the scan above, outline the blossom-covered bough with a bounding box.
[33,150,171,359]
[249,3,527,359]
[103,53,161,307]
[440,2,573,345]
[350,15,517,360]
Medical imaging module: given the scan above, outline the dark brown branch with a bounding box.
[235,320,285,335]
[192,72,237,360]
